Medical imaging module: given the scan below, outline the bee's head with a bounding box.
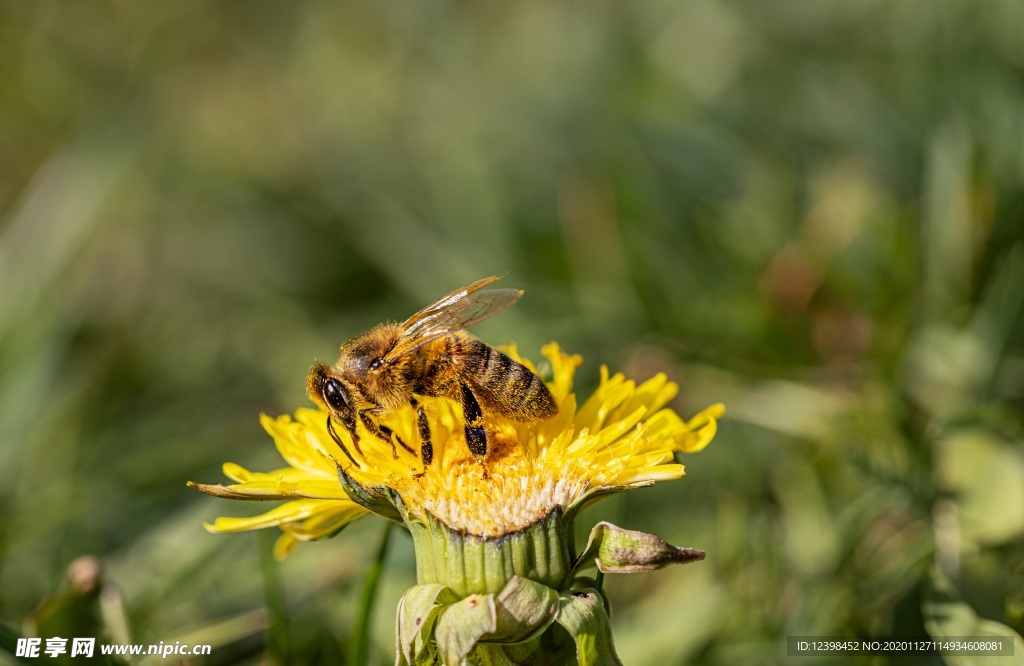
[307,363,354,423]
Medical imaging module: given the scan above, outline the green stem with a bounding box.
[349,522,393,665]
[595,569,611,615]
[256,531,292,663]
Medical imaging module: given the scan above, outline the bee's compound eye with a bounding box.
[323,378,348,410]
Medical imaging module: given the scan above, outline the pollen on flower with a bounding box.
[392,433,590,537]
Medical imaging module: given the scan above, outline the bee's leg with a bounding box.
[411,397,433,476]
[326,415,360,467]
[459,382,487,457]
[359,409,416,458]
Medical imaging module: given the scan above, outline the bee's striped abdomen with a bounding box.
[465,338,557,421]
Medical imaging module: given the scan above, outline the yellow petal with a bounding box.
[575,368,633,433]
[261,412,339,477]
[687,403,726,429]
[541,342,583,403]
[676,417,718,453]
[203,499,363,533]
[274,533,301,560]
[612,373,679,423]
[280,503,368,539]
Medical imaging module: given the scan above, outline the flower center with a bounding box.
[390,427,585,538]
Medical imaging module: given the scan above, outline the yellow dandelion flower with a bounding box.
[191,343,720,556]
[191,342,722,664]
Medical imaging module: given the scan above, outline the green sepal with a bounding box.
[554,589,622,666]
[395,600,407,666]
[487,576,559,644]
[563,483,654,525]
[408,509,572,597]
[435,594,497,666]
[498,639,542,664]
[573,522,705,575]
[397,577,560,666]
[397,584,460,665]
[336,464,404,525]
[469,645,520,665]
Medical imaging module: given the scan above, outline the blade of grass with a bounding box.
[349,522,393,666]
[256,531,292,663]
[165,608,270,649]
[0,622,35,665]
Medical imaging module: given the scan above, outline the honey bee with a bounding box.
[308,276,557,470]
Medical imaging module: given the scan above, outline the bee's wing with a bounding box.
[382,276,522,363]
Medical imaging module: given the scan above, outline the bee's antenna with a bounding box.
[326,415,361,468]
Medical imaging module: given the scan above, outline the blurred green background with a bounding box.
[2,0,1023,664]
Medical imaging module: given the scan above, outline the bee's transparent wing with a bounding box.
[382,276,522,363]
